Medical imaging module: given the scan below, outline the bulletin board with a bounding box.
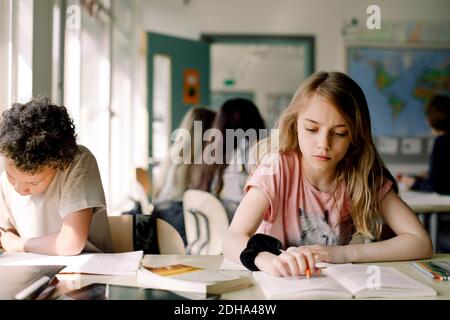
[183,69,201,105]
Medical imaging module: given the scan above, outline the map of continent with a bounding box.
[348,47,450,136]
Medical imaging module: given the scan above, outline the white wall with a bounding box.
[211,43,305,124]
[138,0,450,72]
[0,0,10,112]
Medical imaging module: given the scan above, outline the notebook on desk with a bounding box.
[0,251,143,276]
[253,264,437,299]
[0,265,65,300]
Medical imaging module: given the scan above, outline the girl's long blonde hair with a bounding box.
[254,71,397,240]
[153,107,216,200]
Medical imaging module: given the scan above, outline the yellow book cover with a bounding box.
[146,264,202,276]
[137,263,251,295]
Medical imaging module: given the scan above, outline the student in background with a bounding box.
[0,97,112,255]
[195,98,266,222]
[398,94,450,195]
[153,107,216,244]
[223,71,432,277]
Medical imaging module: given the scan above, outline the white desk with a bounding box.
[54,254,450,300]
[400,191,450,252]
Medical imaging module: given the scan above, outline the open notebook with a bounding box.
[253,264,437,299]
[0,251,143,276]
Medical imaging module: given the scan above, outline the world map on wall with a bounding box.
[348,47,450,136]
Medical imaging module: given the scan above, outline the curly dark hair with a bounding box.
[0,97,78,173]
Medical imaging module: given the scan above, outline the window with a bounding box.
[79,2,111,210]
[64,0,112,210]
[63,0,145,214]
[0,0,11,112]
[2,0,144,215]
[0,0,33,112]
[64,0,81,126]
[14,0,33,103]
[151,55,172,181]
[110,0,133,212]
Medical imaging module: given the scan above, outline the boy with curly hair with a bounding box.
[0,97,112,255]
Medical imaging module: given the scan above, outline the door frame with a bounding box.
[201,34,315,78]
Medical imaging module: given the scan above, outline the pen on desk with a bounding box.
[411,262,436,280]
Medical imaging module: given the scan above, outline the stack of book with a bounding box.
[137,263,252,295]
[411,261,450,281]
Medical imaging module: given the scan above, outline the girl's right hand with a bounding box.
[255,247,317,277]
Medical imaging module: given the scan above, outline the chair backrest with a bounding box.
[108,215,185,254]
[182,189,229,255]
[131,168,153,215]
[135,167,151,196]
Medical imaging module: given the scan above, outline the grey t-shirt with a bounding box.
[0,145,112,253]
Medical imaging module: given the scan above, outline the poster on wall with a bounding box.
[183,69,200,105]
[347,46,450,137]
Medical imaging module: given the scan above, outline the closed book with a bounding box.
[137,264,252,295]
[254,264,437,299]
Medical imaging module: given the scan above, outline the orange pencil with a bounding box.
[418,262,445,281]
[305,268,311,279]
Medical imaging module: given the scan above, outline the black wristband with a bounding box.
[240,234,282,271]
[239,246,260,271]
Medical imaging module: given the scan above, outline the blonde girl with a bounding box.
[153,107,216,244]
[223,71,432,277]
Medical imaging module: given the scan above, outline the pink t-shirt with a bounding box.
[245,151,392,248]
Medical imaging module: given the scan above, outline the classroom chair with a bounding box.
[130,167,153,215]
[135,167,151,197]
[182,189,229,255]
[108,215,185,254]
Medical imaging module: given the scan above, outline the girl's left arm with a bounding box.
[346,190,432,262]
[311,190,432,263]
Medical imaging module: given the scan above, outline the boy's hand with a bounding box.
[0,231,26,252]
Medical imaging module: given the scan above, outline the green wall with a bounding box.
[147,32,210,167]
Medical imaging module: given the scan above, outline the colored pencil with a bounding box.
[411,262,436,280]
[428,262,449,281]
[411,262,447,281]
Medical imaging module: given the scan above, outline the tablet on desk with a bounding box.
[59,283,220,300]
[0,265,65,300]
